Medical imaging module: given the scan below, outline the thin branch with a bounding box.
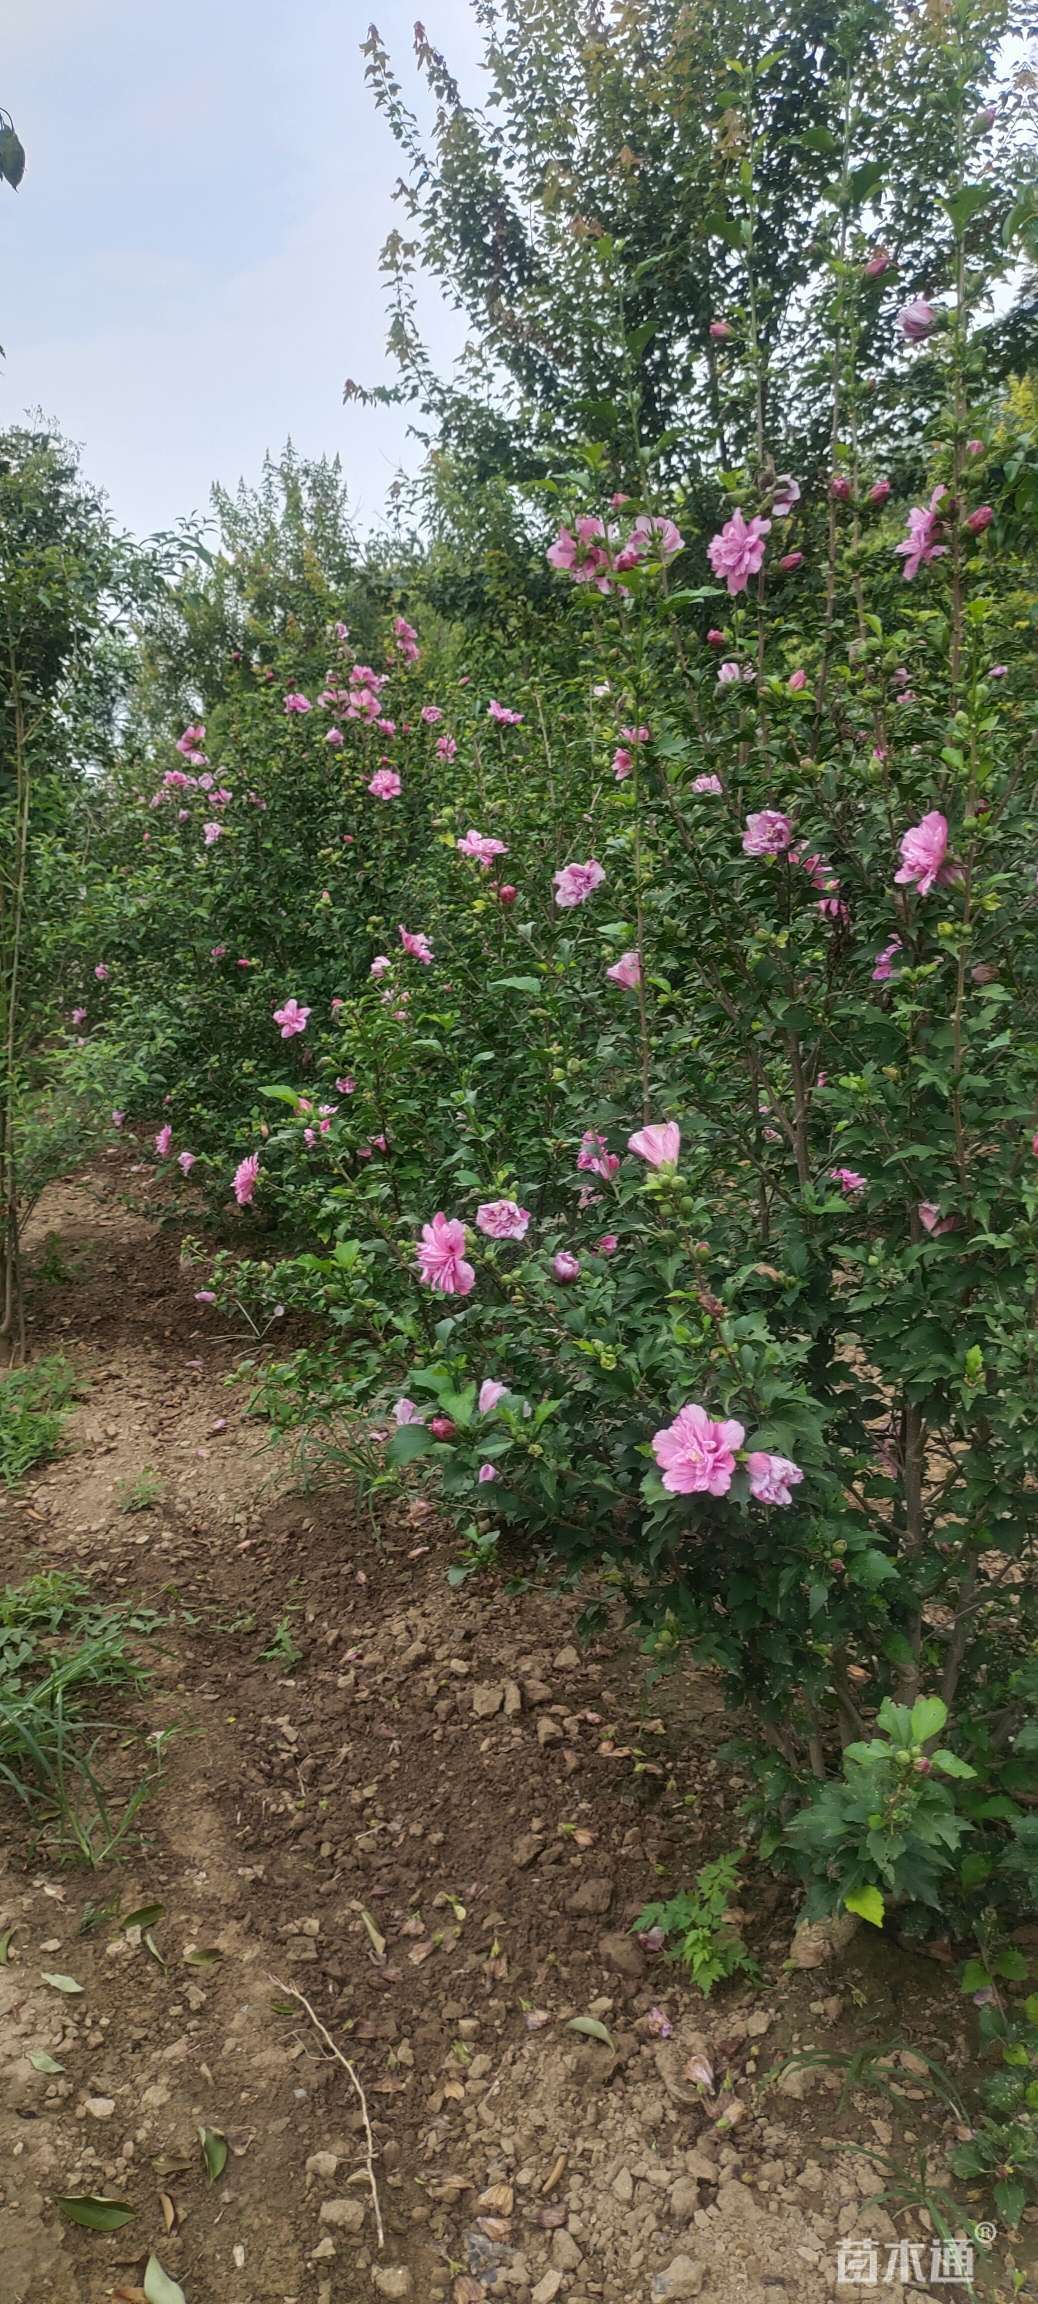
[270,1974,384,2250]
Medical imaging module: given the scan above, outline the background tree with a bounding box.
[359,0,1034,523]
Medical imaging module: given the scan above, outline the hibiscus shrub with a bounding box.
[76,9,1038,1942]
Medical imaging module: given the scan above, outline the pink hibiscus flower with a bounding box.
[369,768,402,799]
[746,1451,804,1506]
[478,1379,507,1412]
[553,859,605,909]
[628,1122,681,1169]
[552,1251,582,1283]
[476,1199,531,1240]
[415,1212,475,1295]
[398,925,433,965]
[895,810,951,896]
[392,615,421,663]
[273,998,311,1038]
[707,508,771,596]
[488,699,523,725]
[872,937,903,983]
[283,692,312,714]
[154,1125,173,1157]
[577,1130,620,1180]
[176,722,208,764]
[629,513,685,561]
[606,951,641,989]
[895,487,947,580]
[233,1153,260,1207]
[652,1403,745,1496]
[743,810,794,858]
[457,829,508,865]
[830,1167,867,1195]
[898,297,936,342]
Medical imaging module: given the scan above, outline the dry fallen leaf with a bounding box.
[158,2191,176,2233]
[477,2182,514,2216]
[540,2151,567,2195]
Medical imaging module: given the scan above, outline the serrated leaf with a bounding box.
[566,2015,614,2046]
[844,1886,884,1928]
[41,1971,84,1994]
[387,1422,436,1466]
[57,2194,135,2231]
[29,2049,64,2073]
[144,2256,187,2304]
[199,2126,228,2183]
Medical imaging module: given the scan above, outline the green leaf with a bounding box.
[183,1946,222,1967]
[0,125,26,189]
[57,2195,136,2231]
[29,2050,64,2073]
[960,1957,991,1993]
[387,1422,436,1466]
[844,1885,885,1928]
[943,183,994,235]
[930,1747,975,1779]
[121,1903,165,1933]
[489,975,543,995]
[994,1945,1028,1981]
[41,1971,84,1994]
[566,2015,614,2046]
[144,2256,187,2304]
[199,2125,228,2183]
[909,1696,947,1744]
[847,1548,898,1589]
[847,158,884,205]
[993,2178,1025,2229]
[0,1926,14,1963]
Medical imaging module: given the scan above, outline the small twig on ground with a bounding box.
[270,1972,384,2249]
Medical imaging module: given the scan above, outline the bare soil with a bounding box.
[0,1158,1031,2304]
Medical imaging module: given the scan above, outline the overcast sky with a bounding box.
[3,1,484,541]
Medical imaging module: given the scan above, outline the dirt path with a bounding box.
[0,1163,1025,2304]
